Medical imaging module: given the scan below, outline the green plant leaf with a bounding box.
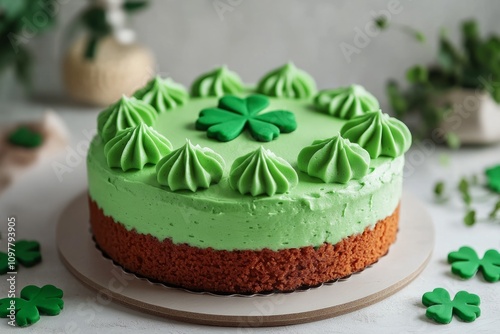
[462,20,481,67]
[445,132,461,149]
[438,33,463,76]
[374,16,388,30]
[458,178,469,195]
[489,200,500,219]
[0,0,27,27]
[434,181,445,197]
[490,86,500,104]
[123,0,149,12]
[386,81,408,117]
[80,7,111,37]
[464,210,476,226]
[414,31,426,43]
[406,65,428,84]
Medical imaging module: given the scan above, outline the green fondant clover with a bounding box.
[195,95,297,142]
[448,246,500,282]
[0,285,64,327]
[0,240,41,275]
[8,126,43,148]
[422,288,480,324]
[485,165,500,193]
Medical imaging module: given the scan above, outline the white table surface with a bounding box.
[1,101,500,333]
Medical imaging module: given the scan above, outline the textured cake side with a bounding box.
[89,197,400,294]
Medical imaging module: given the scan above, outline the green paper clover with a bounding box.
[0,240,42,275]
[195,95,297,142]
[485,165,500,193]
[448,246,500,282]
[422,288,480,324]
[0,285,64,327]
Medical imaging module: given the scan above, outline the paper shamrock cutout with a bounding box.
[0,240,42,275]
[485,165,500,193]
[195,94,297,142]
[448,246,500,282]
[0,285,64,327]
[422,288,480,324]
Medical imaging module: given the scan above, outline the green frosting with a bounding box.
[191,66,244,97]
[133,76,189,113]
[297,134,370,184]
[8,126,43,148]
[88,97,404,251]
[156,140,225,191]
[98,96,158,143]
[229,146,298,196]
[422,288,480,324]
[104,124,172,171]
[340,110,412,159]
[314,85,380,119]
[256,62,316,98]
[196,94,297,142]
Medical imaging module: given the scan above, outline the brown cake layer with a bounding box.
[89,197,399,294]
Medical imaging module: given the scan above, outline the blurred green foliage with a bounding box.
[378,19,500,146]
[0,0,57,90]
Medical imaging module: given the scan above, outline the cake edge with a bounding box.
[89,196,400,294]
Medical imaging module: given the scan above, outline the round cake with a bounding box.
[87,63,411,294]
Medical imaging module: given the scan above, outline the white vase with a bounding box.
[62,36,155,107]
[439,88,500,144]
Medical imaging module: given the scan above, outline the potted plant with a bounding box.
[0,0,57,98]
[62,0,154,106]
[379,19,500,147]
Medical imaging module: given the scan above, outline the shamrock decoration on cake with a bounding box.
[0,240,42,275]
[195,95,297,142]
[0,285,64,327]
[485,165,500,193]
[422,288,480,324]
[448,246,500,282]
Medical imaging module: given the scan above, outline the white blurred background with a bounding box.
[2,0,500,109]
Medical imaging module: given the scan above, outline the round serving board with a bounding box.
[57,191,434,327]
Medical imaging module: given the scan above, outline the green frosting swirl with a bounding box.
[340,110,412,158]
[297,134,370,184]
[97,96,158,142]
[256,62,316,98]
[156,140,225,192]
[133,76,189,113]
[314,85,380,119]
[229,146,298,196]
[191,66,244,97]
[104,123,173,171]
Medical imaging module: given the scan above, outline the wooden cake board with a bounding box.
[57,191,434,327]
